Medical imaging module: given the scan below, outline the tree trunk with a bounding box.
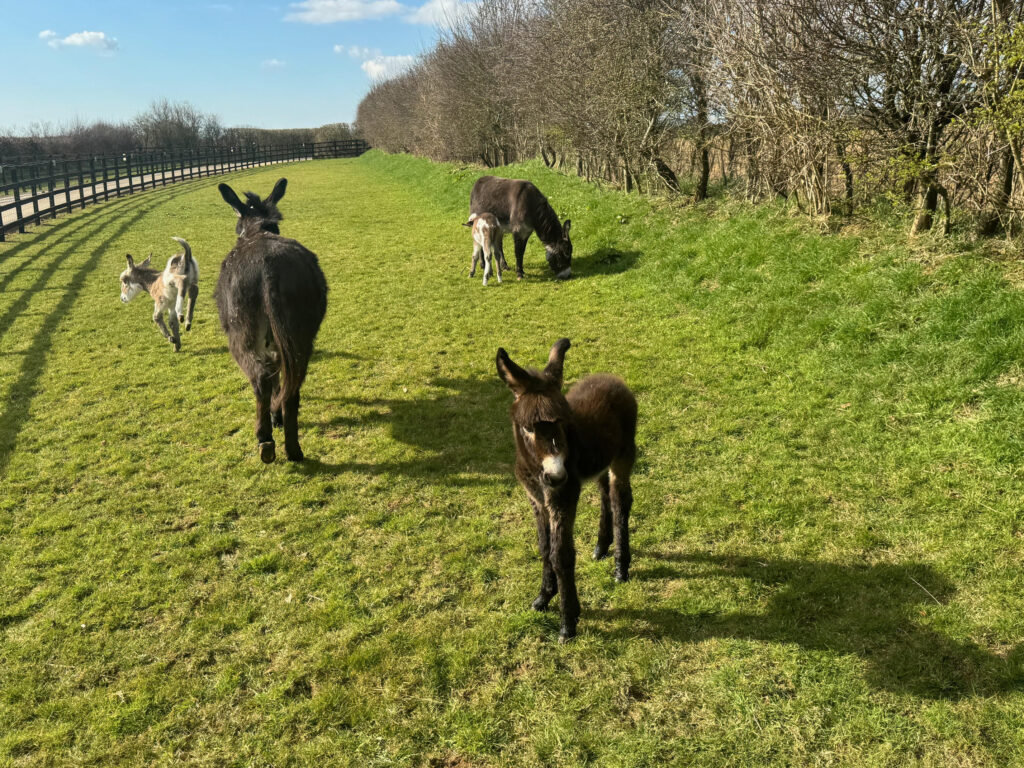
[977,146,1015,236]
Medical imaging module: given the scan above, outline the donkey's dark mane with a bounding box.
[528,194,563,246]
[129,265,160,288]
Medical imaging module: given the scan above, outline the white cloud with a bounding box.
[41,30,118,51]
[361,54,416,81]
[405,0,476,25]
[262,58,286,69]
[285,0,403,23]
[338,44,381,58]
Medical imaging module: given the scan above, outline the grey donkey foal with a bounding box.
[119,237,199,351]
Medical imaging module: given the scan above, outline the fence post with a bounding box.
[13,168,25,234]
[47,160,57,220]
[63,158,73,213]
[76,159,85,208]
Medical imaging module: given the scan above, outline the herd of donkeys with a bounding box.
[117,174,634,641]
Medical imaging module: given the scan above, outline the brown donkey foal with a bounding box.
[497,338,637,641]
[214,178,328,463]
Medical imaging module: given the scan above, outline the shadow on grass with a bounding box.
[301,375,512,484]
[596,552,1024,700]
[573,247,641,278]
[0,183,201,475]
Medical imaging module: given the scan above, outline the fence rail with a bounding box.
[0,139,369,241]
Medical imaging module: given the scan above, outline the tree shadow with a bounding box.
[302,376,513,483]
[593,552,1024,700]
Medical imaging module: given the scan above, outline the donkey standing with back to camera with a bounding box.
[497,338,637,641]
[214,178,328,463]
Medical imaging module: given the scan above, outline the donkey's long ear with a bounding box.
[544,338,571,385]
[219,183,246,216]
[125,254,135,269]
[268,178,287,204]
[562,219,572,238]
[140,254,152,268]
[496,348,530,396]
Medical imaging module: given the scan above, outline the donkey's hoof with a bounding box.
[271,411,284,428]
[558,627,577,643]
[531,595,551,611]
[259,441,276,463]
[614,568,630,583]
[185,323,192,331]
[285,447,304,462]
[178,314,186,323]
[593,544,610,560]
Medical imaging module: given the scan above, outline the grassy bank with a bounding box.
[1,150,1024,766]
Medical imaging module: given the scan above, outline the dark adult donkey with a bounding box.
[497,338,637,641]
[215,178,328,463]
[470,176,572,280]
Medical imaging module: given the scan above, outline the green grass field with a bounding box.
[3,151,1024,766]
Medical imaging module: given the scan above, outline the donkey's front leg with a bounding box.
[549,484,581,642]
[529,495,557,611]
[168,313,181,352]
[513,234,529,280]
[153,309,177,350]
[495,232,510,271]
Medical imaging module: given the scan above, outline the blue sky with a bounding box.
[2,0,471,131]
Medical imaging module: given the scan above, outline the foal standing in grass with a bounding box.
[497,338,637,641]
[214,178,328,463]
[464,212,502,285]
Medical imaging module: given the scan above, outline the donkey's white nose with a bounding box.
[556,268,572,280]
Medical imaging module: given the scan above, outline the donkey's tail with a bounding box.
[264,278,306,414]
[171,237,192,273]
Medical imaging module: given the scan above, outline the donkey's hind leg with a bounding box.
[270,371,283,428]
[253,371,276,463]
[492,245,502,284]
[469,243,482,278]
[282,391,303,462]
[184,282,198,330]
[594,471,613,560]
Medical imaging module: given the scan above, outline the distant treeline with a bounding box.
[2,99,359,161]
[356,0,1024,236]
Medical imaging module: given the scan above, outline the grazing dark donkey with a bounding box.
[497,338,637,641]
[214,178,328,463]
[470,176,572,280]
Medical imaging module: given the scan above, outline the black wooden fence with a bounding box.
[0,139,369,241]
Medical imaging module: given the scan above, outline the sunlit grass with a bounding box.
[1,151,1024,766]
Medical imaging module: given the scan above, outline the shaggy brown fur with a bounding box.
[497,338,637,641]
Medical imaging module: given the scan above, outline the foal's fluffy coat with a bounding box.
[119,237,199,352]
[464,212,502,286]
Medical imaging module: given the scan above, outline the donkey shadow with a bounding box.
[594,552,1024,700]
[572,247,640,278]
[302,376,511,483]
